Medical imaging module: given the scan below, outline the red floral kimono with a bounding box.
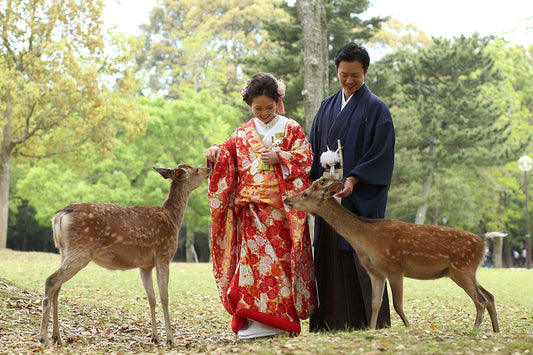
[209,117,317,335]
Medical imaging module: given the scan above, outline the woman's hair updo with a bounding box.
[241,73,284,106]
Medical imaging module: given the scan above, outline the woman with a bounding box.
[206,73,317,339]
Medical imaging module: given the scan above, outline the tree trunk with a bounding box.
[185,224,196,263]
[415,144,437,225]
[492,195,507,268]
[0,157,9,249]
[296,0,329,132]
[0,104,13,249]
[492,236,504,268]
[415,172,433,224]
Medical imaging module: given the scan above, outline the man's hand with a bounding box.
[335,176,358,198]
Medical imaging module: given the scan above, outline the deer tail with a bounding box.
[52,209,73,250]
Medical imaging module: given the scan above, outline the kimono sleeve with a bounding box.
[349,101,395,187]
[276,119,313,187]
[208,135,239,314]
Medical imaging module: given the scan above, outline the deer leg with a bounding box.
[155,260,175,346]
[387,275,409,327]
[155,261,175,346]
[40,280,54,347]
[478,285,499,332]
[367,273,386,330]
[140,267,159,344]
[51,286,62,344]
[40,254,91,346]
[450,271,485,329]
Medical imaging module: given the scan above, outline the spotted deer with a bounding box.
[284,178,503,332]
[39,164,211,347]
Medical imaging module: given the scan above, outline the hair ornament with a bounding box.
[277,79,286,98]
[240,85,248,98]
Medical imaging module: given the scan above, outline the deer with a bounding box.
[39,164,211,347]
[284,178,503,332]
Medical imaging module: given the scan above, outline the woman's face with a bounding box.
[250,95,277,123]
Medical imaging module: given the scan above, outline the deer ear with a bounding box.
[153,167,173,179]
[324,179,345,197]
[174,168,188,180]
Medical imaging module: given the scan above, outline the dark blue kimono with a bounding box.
[308,83,394,331]
[309,83,395,250]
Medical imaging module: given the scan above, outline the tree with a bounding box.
[15,91,241,260]
[7,199,54,252]
[389,35,524,225]
[138,0,288,100]
[366,18,432,60]
[0,0,147,248]
[296,0,329,131]
[244,0,387,130]
[371,36,532,266]
[480,39,533,265]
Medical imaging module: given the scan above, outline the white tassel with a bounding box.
[320,146,341,169]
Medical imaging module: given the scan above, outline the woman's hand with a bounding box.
[260,149,281,165]
[206,145,221,163]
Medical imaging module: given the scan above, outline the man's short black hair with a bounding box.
[334,43,370,71]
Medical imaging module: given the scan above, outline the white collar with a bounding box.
[341,82,365,110]
[254,115,282,132]
[341,92,353,111]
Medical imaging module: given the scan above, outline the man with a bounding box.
[308,43,395,331]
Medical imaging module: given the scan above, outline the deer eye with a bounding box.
[302,192,308,197]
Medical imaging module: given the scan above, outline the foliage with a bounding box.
[366,18,433,59]
[0,0,148,248]
[13,91,240,259]
[371,34,532,262]
[376,35,527,225]
[0,0,146,164]
[243,0,388,126]
[4,0,532,263]
[398,35,513,167]
[138,0,288,100]
[6,200,54,252]
[1,250,532,354]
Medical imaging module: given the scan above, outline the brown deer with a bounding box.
[284,178,502,332]
[39,164,211,347]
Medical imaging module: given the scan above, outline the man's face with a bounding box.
[336,61,367,98]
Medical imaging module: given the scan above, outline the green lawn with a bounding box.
[0,249,531,354]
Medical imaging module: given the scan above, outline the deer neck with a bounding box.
[162,181,190,224]
[317,197,366,244]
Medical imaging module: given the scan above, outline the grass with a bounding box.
[0,249,532,354]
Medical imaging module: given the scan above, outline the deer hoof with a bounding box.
[52,334,61,345]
